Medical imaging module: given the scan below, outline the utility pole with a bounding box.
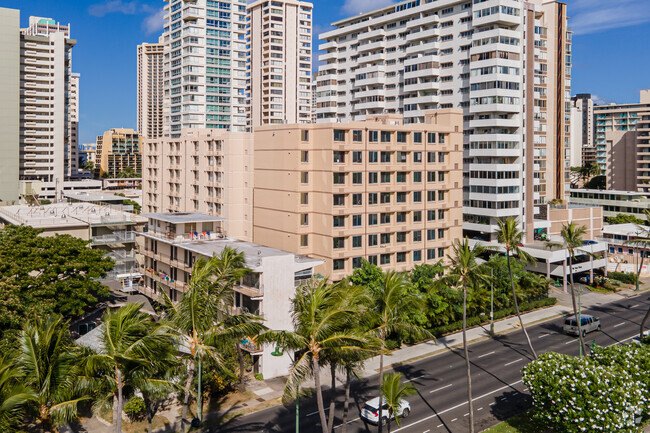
[635,230,641,291]
[490,267,495,336]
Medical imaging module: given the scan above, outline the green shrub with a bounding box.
[124,396,146,421]
[609,272,638,285]
[254,373,264,381]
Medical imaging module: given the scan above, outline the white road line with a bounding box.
[437,424,444,428]
[523,388,529,392]
[451,418,457,422]
[632,304,640,308]
[405,375,425,382]
[333,417,360,429]
[423,430,430,433]
[464,413,469,417]
[614,322,625,328]
[538,333,551,339]
[307,407,330,417]
[504,358,523,366]
[392,380,523,432]
[478,351,495,358]
[429,383,453,394]
[565,340,576,345]
[477,407,483,411]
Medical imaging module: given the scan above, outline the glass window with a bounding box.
[381,131,392,143]
[413,152,422,163]
[413,211,422,222]
[353,151,363,163]
[333,259,345,270]
[333,237,345,249]
[396,232,407,243]
[368,255,378,265]
[380,213,391,224]
[396,212,406,223]
[396,252,406,263]
[381,172,391,183]
[333,194,345,206]
[352,215,362,226]
[333,151,346,163]
[380,253,391,264]
[396,152,407,163]
[368,193,378,205]
[438,247,445,258]
[396,172,407,183]
[413,171,422,182]
[428,171,436,182]
[438,190,446,200]
[397,192,407,203]
[369,151,378,163]
[380,233,391,244]
[397,131,407,143]
[380,192,391,204]
[352,257,363,268]
[352,193,363,206]
[427,152,436,163]
[300,214,308,225]
[333,129,346,142]
[439,133,446,144]
[301,151,309,162]
[369,130,378,142]
[438,209,445,219]
[333,216,345,227]
[301,130,309,141]
[427,229,436,240]
[413,191,422,202]
[413,230,422,242]
[368,172,378,183]
[427,132,436,144]
[352,172,363,184]
[438,152,445,163]
[301,172,309,183]
[368,234,378,246]
[333,173,345,184]
[413,132,422,143]
[438,171,445,182]
[427,210,436,221]
[438,228,445,238]
[352,130,363,142]
[368,213,378,225]
[381,151,391,163]
[413,250,422,262]
[301,193,309,205]
[300,234,308,246]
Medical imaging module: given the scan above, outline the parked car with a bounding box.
[578,276,591,284]
[629,330,650,345]
[360,397,410,426]
[563,315,601,336]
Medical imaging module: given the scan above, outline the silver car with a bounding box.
[360,397,410,426]
[564,315,601,336]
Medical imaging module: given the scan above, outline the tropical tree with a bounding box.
[446,238,490,433]
[259,278,369,433]
[496,217,538,359]
[627,210,650,339]
[16,316,88,432]
[365,271,430,433]
[82,304,176,433]
[548,223,589,356]
[380,372,417,432]
[0,356,34,431]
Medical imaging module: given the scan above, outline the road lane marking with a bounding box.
[451,418,457,422]
[565,340,576,345]
[538,333,551,338]
[614,322,625,328]
[429,383,453,394]
[523,388,528,392]
[437,424,444,428]
[632,304,640,308]
[464,413,469,417]
[478,351,495,358]
[504,358,523,366]
[423,430,430,433]
[307,407,330,417]
[405,375,425,382]
[333,417,359,429]
[477,407,483,411]
[392,380,523,432]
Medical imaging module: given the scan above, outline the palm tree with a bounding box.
[549,223,589,356]
[340,359,364,433]
[16,316,88,432]
[496,217,538,360]
[446,238,490,433]
[83,303,176,433]
[626,210,650,339]
[365,271,430,433]
[258,278,368,433]
[0,356,34,431]
[380,372,416,433]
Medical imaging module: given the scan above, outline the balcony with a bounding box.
[240,339,263,354]
[144,268,188,292]
[143,229,224,243]
[233,281,264,299]
[92,232,137,245]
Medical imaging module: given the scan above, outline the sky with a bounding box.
[1,0,649,144]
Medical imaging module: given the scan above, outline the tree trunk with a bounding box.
[637,249,645,284]
[378,337,385,433]
[113,393,119,433]
[506,252,538,360]
[236,342,246,393]
[312,355,329,433]
[463,282,474,433]
[116,368,123,433]
[179,359,196,433]
[341,368,351,433]
[326,363,337,433]
[147,414,153,433]
[641,307,650,340]
[569,255,588,356]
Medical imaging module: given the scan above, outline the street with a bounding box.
[213,293,650,433]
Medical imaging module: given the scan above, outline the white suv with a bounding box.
[360,397,410,426]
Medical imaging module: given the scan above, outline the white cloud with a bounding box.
[569,0,650,35]
[591,94,612,106]
[341,0,397,15]
[142,8,166,35]
[88,1,166,36]
[88,0,139,17]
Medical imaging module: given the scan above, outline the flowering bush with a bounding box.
[523,348,650,433]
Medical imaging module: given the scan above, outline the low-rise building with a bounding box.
[95,128,143,179]
[599,223,650,276]
[138,212,322,379]
[0,202,147,287]
[253,109,464,280]
[569,189,650,222]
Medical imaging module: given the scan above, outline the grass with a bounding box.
[481,411,550,433]
[92,406,172,433]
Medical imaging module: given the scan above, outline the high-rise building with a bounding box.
[69,72,80,177]
[0,8,20,203]
[18,15,77,200]
[161,0,249,137]
[137,40,164,139]
[142,129,254,240]
[569,100,583,168]
[636,111,650,193]
[95,128,143,179]
[246,0,313,127]
[314,0,572,241]
[253,109,464,279]
[571,93,594,166]
[594,90,650,191]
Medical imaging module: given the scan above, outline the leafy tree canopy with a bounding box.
[0,225,113,350]
[584,174,605,189]
[348,260,384,295]
[605,213,646,225]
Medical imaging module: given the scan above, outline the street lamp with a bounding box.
[271,346,299,433]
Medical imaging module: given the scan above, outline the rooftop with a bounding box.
[64,191,127,203]
[570,188,650,198]
[602,223,650,237]
[143,212,225,224]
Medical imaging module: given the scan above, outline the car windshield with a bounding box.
[363,403,378,411]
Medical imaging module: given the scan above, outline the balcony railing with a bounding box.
[143,229,224,243]
[92,232,136,245]
[144,268,188,292]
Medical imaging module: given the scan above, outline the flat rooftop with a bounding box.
[64,191,126,203]
[602,223,650,237]
[143,212,225,224]
[0,202,147,229]
[570,188,650,198]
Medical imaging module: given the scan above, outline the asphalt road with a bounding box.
[213,293,650,433]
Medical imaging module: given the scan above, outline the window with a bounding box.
[380,213,391,224]
[413,250,422,262]
[397,131,407,143]
[300,214,308,225]
[352,236,362,248]
[369,151,378,163]
[333,151,346,163]
[380,253,391,265]
[368,213,378,225]
[353,151,363,163]
[396,152,407,163]
[333,259,345,270]
[413,230,422,242]
[353,130,363,142]
[438,247,445,258]
[439,133,446,144]
[369,130,378,142]
[438,228,445,239]
[381,151,391,163]
[427,210,436,221]
[368,255,378,265]
[397,212,406,223]
[380,192,391,204]
[428,171,436,182]
[413,132,422,143]
[413,211,422,222]
[333,237,345,249]
[352,172,363,184]
[396,232,406,243]
[333,173,345,184]
[301,151,309,162]
[380,233,391,244]
[438,152,445,163]
[301,193,309,204]
[301,172,309,183]
[413,171,422,182]
[301,130,309,141]
[427,229,436,240]
[368,172,378,184]
[333,194,345,206]
[397,192,407,203]
[352,257,363,268]
[438,209,445,219]
[352,193,363,206]
[427,249,436,260]
[300,234,308,246]
[428,152,436,163]
[427,132,436,144]
[333,216,345,227]
[413,152,422,163]
[368,234,378,246]
[397,172,407,183]
[368,193,378,205]
[333,129,346,142]
[352,215,362,226]
[396,252,406,263]
[438,190,446,200]
[381,172,391,183]
[381,131,392,143]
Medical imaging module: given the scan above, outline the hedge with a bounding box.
[430,297,557,337]
[608,272,638,285]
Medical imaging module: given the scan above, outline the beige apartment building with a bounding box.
[247,0,313,127]
[137,41,164,139]
[142,129,253,241]
[95,128,143,179]
[638,110,650,192]
[253,109,464,280]
[595,90,650,191]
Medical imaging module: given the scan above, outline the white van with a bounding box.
[563,314,601,336]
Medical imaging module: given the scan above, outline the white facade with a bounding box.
[69,72,80,177]
[162,0,249,136]
[569,102,583,168]
[137,41,164,139]
[315,0,571,240]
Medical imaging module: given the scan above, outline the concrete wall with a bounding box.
[547,206,603,240]
[606,130,637,191]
